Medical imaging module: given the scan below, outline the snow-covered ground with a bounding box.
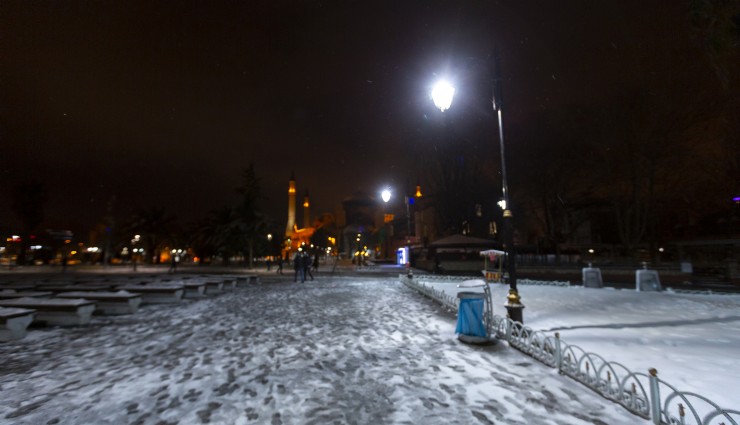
[2,265,738,424]
[417,276,740,413]
[0,268,653,425]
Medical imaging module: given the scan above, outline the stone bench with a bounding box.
[0,307,35,341]
[35,284,115,293]
[222,279,236,290]
[182,281,206,298]
[116,284,184,304]
[235,275,260,288]
[56,291,142,315]
[0,284,36,291]
[0,290,54,299]
[204,281,224,294]
[0,297,97,326]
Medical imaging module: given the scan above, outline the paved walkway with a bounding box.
[0,271,643,424]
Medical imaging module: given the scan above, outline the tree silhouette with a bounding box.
[10,179,47,265]
[204,206,242,266]
[421,132,491,237]
[121,207,177,264]
[516,107,595,259]
[235,163,268,268]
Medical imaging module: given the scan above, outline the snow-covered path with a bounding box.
[0,274,644,424]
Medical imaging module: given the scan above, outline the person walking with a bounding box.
[276,256,283,274]
[303,252,314,281]
[293,252,304,283]
[312,254,319,273]
[168,255,178,273]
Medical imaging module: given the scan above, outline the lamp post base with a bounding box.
[505,289,524,323]
[505,304,524,323]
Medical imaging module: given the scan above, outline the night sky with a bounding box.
[0,1,714,237]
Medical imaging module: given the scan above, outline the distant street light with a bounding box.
[381,188,391,203]
[131,234,141,272]
[431,48,524,323]
[431,80,455,112]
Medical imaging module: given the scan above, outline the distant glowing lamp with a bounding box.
[381,188,391,203]
[498,199,507,210]
[431,80,455,112]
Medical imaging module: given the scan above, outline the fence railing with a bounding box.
[400,274,740,425]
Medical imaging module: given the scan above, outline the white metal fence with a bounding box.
[400,274,740,425]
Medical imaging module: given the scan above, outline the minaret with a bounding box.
[303,188,311,229]
[285,172,296,237]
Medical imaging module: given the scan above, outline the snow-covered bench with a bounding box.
[0,307,35,341]
[0,284,35,292]
[36,284,114,293]
[115,284,184,304]
[204,281,224,294]
[56,291,141,315]
[222,279,236,290]
[182,281,206,297]
[0,290,53,299]
[0,297,96,326]
[236,275,260,287]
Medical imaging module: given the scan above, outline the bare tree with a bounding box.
[517,107,595,259]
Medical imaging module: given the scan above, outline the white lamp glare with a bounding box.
[381,188,391,203]
[431,80,455,112]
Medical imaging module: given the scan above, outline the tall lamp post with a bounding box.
[381,188,392,260]
[404,194,413,277]
[431,49,524,323]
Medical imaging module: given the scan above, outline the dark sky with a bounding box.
[0,1,703,237]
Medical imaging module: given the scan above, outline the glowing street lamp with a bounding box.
[431,80,455,112]
[381,188,392,203]
[431,49,524,323]
[379,188,394,259]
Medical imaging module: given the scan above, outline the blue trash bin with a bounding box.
[456,291,488,342]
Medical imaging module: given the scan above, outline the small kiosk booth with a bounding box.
[480,249,506,283]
